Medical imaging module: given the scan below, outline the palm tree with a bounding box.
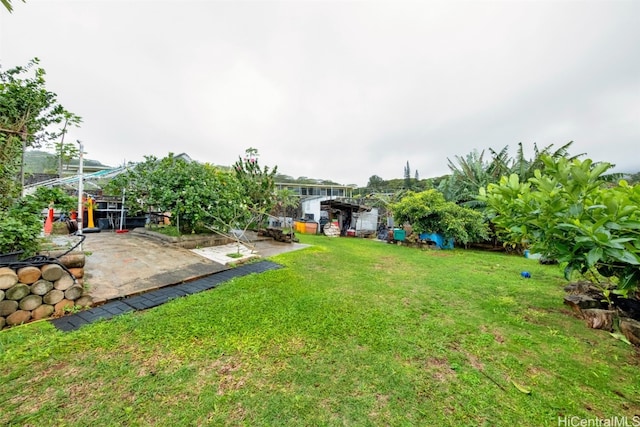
[439,150,493,206]
[2,0,25,13]
[508,141,582,182]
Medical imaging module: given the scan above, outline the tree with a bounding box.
[1,0,24,13]
[47,140,80,176]
[439,142,581,206]
[46,110,82,177]
[438,149,492,206]
[391,189,489,246]
[626,172,640,186]
[233,148,278,226]
[0,186,74,256]
[106,154,248,234]
[403,161,411,189]
[0,58,78,257]
[0,58,71,206]
[479,155,640,294]
[366,175,385,192]
[272,188,299,220]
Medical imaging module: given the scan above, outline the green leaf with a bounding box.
[612,251,640,265]
[586,247,603,267]
[609,333,632,345]
[511,380,532,394]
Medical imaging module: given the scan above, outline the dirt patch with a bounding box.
[480,324,505,344]
[425,251,454,257]
[368,393,391,419]
[425,357,456,382]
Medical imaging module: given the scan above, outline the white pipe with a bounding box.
[119,188,126,231]
[76,141,84,236]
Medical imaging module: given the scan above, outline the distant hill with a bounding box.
[24,150,112,174]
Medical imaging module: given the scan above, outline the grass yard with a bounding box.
[1,236,638,426]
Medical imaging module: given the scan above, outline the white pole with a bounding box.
[76,141,84,237]
[119,188,126,231]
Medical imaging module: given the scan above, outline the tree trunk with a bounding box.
[43,289,64,305]
[54,273,74,291]
[57,253,86,268]
[41,264,64,282]
[75,295,93,308]
[68,267,84,279]
[54,299,74,316]
[6,309,31,326]
[0,267,18,290]
[582,309,615,331]
[0,300,18,317]
[5,283,30,301]
[19,294,42,311]
[563,294,602,317]
[32,304,54,320]
[17,266,41,284]
[64,285,83,301]
[30,279,54,296]
[619,318,640,347]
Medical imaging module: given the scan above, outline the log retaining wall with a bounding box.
[0,252,92,329]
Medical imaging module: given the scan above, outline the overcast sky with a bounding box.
[2,0,639,186]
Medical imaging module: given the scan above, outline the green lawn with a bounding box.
[1,236,638,426]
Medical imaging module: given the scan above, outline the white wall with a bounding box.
[301,197,323,222]
[353,208,378,232]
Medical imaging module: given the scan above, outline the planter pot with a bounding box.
[0,251,24,264]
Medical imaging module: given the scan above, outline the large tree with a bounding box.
[480,155,640,294]
[106,154,248,234]
[0,58,75,207]
[233,148,278,224]
[439,142,581,206]
[403,161,411,189]
[391,189,489,246]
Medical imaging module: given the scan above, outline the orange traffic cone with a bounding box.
[44,203,54,235]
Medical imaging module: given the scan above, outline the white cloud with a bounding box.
[2,0,638,186]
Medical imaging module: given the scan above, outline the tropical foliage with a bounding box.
[1,0,24,13]
[390,189,489,245]
[439,142,579,205]
[0,59,80,256]
[0,187,74,256]
[480,155,640,294]
[106,154,250,234]
[1,58,75,207]
[233,147,278,224]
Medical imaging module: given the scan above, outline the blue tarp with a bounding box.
[418,232,454,249]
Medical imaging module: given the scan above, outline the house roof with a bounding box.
[321,199,371,212]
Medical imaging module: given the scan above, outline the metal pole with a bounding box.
[20,137,26,197]
[77,141,84,237]
[119,188,126,231]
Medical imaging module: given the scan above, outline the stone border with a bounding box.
[130,228,233,249]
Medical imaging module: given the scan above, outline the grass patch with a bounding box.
[226,252,243,259]
[1,236,638,426]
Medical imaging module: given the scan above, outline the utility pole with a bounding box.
[58,118,68,178]
[76,140,84,237]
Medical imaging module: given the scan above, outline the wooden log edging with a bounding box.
[563,282,640,346]
[0,252,93,330]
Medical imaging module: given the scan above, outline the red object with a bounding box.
[116,229,129,234]
[44,207,54,235]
